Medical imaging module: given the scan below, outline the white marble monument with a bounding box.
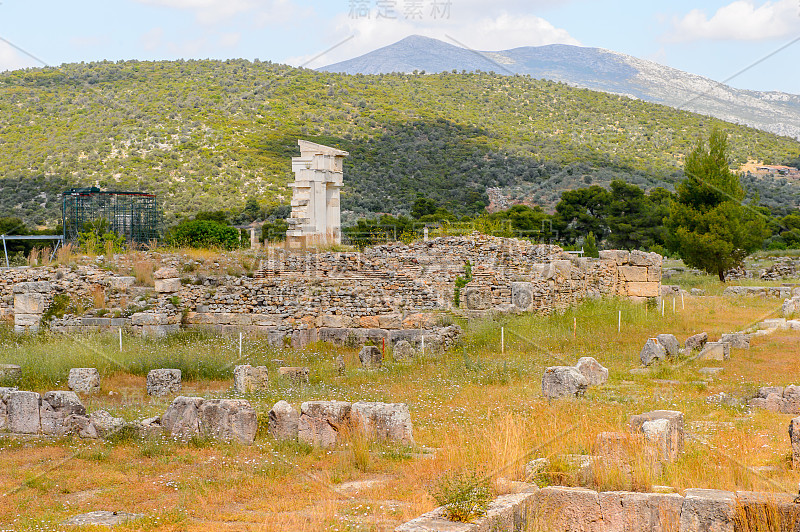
[286,140,349,248]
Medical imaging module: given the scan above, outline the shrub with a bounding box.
[167,219,240,250]
[431,469,493,523]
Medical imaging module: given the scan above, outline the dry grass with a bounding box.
[132,260,155,286]
[90,284,106,309]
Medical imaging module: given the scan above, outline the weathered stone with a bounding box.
[629,410,684,462]
[392,340,415,361]
[599,250,630,265]
[7,390,40,434]
[278,366,309,385]
[161,396,256,444]
[790,416,800,469]
[350,402,413,444]
[153,266,179,280]
[640,338,667,366]
[233,365,269,393]
[154,278,181,293]
[542,366,588,400]
[594,432,629,461]
[335,354,345,374]
[619,266,649,282]
[89,410,125,438]
[358,345,383,369]
[462,286,492,310]
[656,334,680,358]
[0,364,21,382]
[268,400,299,441]
[108,276,136,291]
[626,282,660,298]
[40,391,86,435]
[735,491,800,532]
[574,357,608,386]
[298,400,351,448]
[699,367,724,378]
[697,342,730,361]
[146,369,181,396]
[641,419,672,462]
[14,292,48,315]
[61,511,144,527]
[679,488,735,532]
[691,288,706,296]
[511,282,534,311]
[630,250,661,267]
[68,368,101,394]
[720,333,749,349]
[685,332,708,352]
[530,486,604,532]
[61,414,99,439]
[396,491,536,532]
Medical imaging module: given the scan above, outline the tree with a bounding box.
[552,186,611,244]
[666,129,768,281]
[583,232,599,258]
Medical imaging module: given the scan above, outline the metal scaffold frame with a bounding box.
[61,187,160,244]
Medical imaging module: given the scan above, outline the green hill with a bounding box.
[1,59,798,227]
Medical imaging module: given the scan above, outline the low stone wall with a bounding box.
[723,286,792,298]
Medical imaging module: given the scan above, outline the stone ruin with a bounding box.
[0,235,662,349]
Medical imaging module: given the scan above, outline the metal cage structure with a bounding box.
[61,188,160,244]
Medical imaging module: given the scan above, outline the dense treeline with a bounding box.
[1,59,799,228]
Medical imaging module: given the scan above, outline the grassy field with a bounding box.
[1,279,799,531]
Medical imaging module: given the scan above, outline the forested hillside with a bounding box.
[1,59,798,227]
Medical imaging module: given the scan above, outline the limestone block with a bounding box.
[108,276,135,291]
[68,368,101,394]
[153,267,179,280]
[401,313,436,329]
[359,346,383,369]
[640,338,667,366]
[574,357,608,386]
[599,250,630,265]
[298,400,351,448]
[462,287,492,310]
[359,315,380,329]
[594,432,629,461]
[146,369,181,396]
[619,266,648,282]
[278,366,309,385]
[791,417,800,469]
[90,410,125,438]
[130,312,171,326]
[40,391,86,435]
[160,396,202,439]
[61,511,144,527]
[685,332,708,352]
[655,334,680,358]
[7,390,40,434]
[350,401,413,444]
[697,342,730,361]
[735,491,800,531]
[630,250,662,267]
[396,491,536,532]
[641,419,672,462]
[61,414,99,439]
[320,314,345,328]
[268,400,299,441]
[198,399,257,444]
[0,364,21,382]
[511,282,534,311]
[761,318,787,330]
[154,278,181,293]
[393,340,415,361]
[720,333,750,349]
[233,365,269,393]
[530,486,604,532]
[378,314,402,330]
[626,282,660,298]
[647,266,661,282]
[141,324,180,338]
[598,491,653,531]
[679,489,735,532]
[629,410,684,462]
[542,366,588,400]
[14,293,47,315]
[13,281,51,294]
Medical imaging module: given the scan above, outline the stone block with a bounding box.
[790,416,800,469]
[735,491,800,530]
[40,391,86,435]
[90,410,125,438]
[697,342,730,361]
[629,410,684,462]
[530,486,604,532]
[462,287,492,310]
[154,278,181,293]
[153,267,179,279]
[7,390,40,434]
[359,345,383,369]
[599,250,630,265]
[350,402,413,444]
[298,401,351,448]
[640,338,667,366]
[598,491,653,531]
[233,365,269,393]
[656,334,680,357]
[619,266,648,282]
[0,364,21,382]
[393,340,415,361]
[679,488,735,532]
[278,366,309,385]
[13,281,51,294]
[378,314,402,330]
[108,276,135,291]
[685,332,708,352]
[542,366,588,400]
[268,400,299,441]
[630,250,661,267]
[720,333,749,349]
[626,282,660,298]
[198,399,257,444]
[14,293,47,315]
[594,432,629,461]
[574,357,608,386]
[396,491,536,532]
[401,313,437,329]
[511,282,534,311]
[146,369,181,396]
[68,368,101,394]
[61,414,99,439]
[141,324,180,338]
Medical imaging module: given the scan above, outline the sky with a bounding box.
[1,0,799,93]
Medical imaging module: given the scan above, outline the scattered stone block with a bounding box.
[697,341,730,361]
[628,367,650,376]
[392,340,415,361]
[146,369,181,396]
[358,345,383,368]
[699,367,723,378]
[40,391,86,435]
[511,282,534,311]
[679,488,735,532]
[640,338,667,366]
[68,368,101,394]
[790,416,800,469]
[761,318,787,330]
[153,266,179,279]
[108,276,136,291]
[656,334,680,358]
[154,278,181,293]
[685,332,708,352]
[720,333,750,349]
[594,431,629,461]
[397,491,536,532]
[335,354,345,375]
[541,366,588,400]
[61,510,144,527]
[7,390,40,434]
[350,401,413,444]
[298,400,351,448]
[278,366,309,385]
[629,410,684,462]
[641,418,672,462]
[160,396,257,444]
[574,357,608,386]
[89,410,125,438]
[233,365,269,393]
[61,413,98,439]
[530,486,603,531]
[690,288,705,296]
[268,400,299,441]
[0,364,21,382]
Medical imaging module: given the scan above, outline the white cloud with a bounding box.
[0,41,37,72]
[219,32,242,48]
[287,11,580,68]
[134,0,307,26]
[669,0,800,41]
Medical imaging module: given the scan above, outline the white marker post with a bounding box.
[681,292,685,310]
[618,310,621,333]
[661,299,665,317]
[119,328,122,352]
[673,297,676,313]
[239,331,243,358]
[421,335,425,357]
[501,327,505,355]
